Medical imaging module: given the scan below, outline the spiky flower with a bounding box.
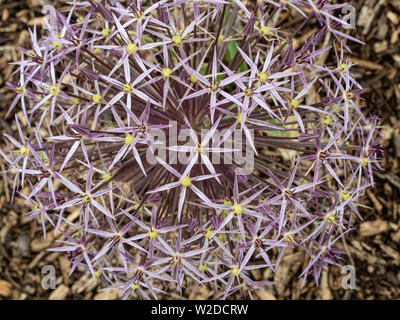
[1,0,382,299]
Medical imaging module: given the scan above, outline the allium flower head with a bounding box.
[1,0,382,299]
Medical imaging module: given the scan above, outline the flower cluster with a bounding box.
[1,0,382,299]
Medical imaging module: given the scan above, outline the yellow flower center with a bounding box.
[172,35,182,45]
[345,91,354,100]
[258,72,268,83]
[161,67,172,79]
[82,195,90,203]
[218,34,225,41]
[49,85,58,95]
[199,264,208,272]
[40,154,49,166]
[290,98,300,109]
[102,28,110,37]
[340,190,350,201]
[360,157,369,166]
[148,230,158,239]
[210,82,219,92]
[339,63,347,73]
[123,83,133,93]
[204,229,213,239]
[237,113,247,123]
[70,97,80,105]
[260,25,271,35]
[197,145,204,153]
[125,134,134,145]
[92,93,102,104]
[126,43,138,54]
[190,74,198,83]
[19,146,29,156]
[10,166,18,174]
[181,176,192,187]
[231,266,239,276]
[173,256,180,264]
[323,115,332,126]
[131,283,139,290]
[285,233,295,243]
[15,87,24,95]
[245,88,253,96]
[102,173,112,182]
[52,41,62,49]
[233,204,243,215]
[325,213,336,224]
